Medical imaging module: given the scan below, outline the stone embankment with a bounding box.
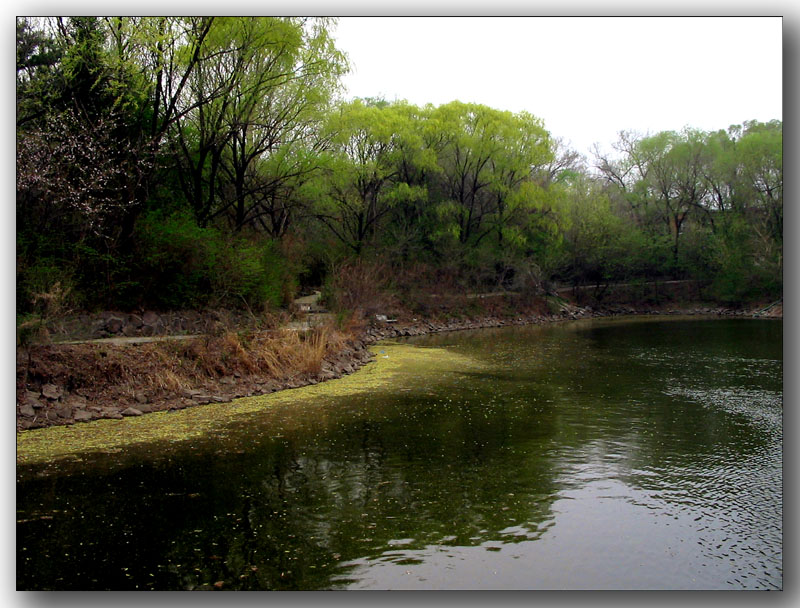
[16,300,781,432]
[47,309,275,342]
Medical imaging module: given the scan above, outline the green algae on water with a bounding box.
[16,343,484,466]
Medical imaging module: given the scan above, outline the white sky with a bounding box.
[332,16,783,157]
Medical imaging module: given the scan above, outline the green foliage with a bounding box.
[15,17,781,316]
[707,216,782,304]
[136,210,291,310]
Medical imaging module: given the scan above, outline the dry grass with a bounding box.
[245,324,349,376]
[145,322,352,387]
[143,369,188,393]
[18,319,358,413]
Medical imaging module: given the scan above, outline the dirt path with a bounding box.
[56,334,204,346]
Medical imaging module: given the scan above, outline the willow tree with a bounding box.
[218,17,347,234]
[164,17,347,229]
[313,99,424,254]
[428,102,554,248]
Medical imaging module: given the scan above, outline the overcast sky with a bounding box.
[331,16,783,157]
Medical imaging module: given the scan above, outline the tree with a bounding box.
[218,17,347,233]
[596,129,710,271]
[736,120,782,251]
[164,17,346,230]
[430,102,553,249]
[313,99,414,254]
[16,17,62,127]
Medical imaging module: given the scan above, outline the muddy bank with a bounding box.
[16,298,781,433]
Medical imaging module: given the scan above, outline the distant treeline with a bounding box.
[16,17,782,320]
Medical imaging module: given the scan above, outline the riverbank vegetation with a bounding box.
[17,17,782,337]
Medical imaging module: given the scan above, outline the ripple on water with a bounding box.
[666,386,782,437]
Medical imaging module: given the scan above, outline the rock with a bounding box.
[127,314,143,329]
[54,405,73,419]
[19,404,36,417]
[41,383,63,400]
[142,310,161,327]
[121,407,143,416]
[104,411,124,420]
[73,410,93,422]
[25,393,44,409]
[63,394,87,409]
[105,316,125,334]
[168,317,187,333]
[182,388,207,399]
[134,391,148,404]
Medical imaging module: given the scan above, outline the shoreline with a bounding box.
[16,300,782,434]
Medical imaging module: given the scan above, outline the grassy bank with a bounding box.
[16,323,369,432]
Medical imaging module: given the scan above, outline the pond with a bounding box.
[16,317,782,590]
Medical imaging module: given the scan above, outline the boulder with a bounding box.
[127,314,143,329]
[63,394,87,409]
[121,407,143,417]
[41,383,63,400]
[18,404,36,417]
[25,392,44,409]
[73,410,93,422]
[142,310,161,327]
[54,405,73,419]
[91,319,107,336]
[105,316,125,334]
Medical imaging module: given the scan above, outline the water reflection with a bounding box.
[17,318,782,590]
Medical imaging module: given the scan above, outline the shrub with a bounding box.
[135,209,295,311]
[322,258,398,318]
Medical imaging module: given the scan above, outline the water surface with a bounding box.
[17,317,782,590]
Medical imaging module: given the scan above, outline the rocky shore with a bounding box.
[16,299,781,432]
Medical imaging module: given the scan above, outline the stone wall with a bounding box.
[46,309,279,342]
